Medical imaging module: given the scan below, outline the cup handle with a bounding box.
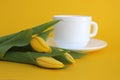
[90,21,98,37]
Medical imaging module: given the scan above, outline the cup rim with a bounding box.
[54,15,91,17]
[53,15,92,21]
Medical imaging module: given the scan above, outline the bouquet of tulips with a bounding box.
[0,20,85,69]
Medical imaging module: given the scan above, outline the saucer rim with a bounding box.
[47,38,108,52]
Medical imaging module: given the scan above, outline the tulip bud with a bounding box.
[30,34,51,53]
[54,52,76,64]
[65,53,76,64]
[36,57,64,68]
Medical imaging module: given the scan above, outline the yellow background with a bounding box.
[0,0,120,80]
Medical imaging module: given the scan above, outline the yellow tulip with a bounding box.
[30,34,51,53]
[65,53,76,64]
[36,57,64,68]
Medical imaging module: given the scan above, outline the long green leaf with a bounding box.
[0,29,32,59]
[8,47,66,57]
[2,51,38,65]
[1,47,66,66]
[0,33,17,43]
[32,20,61,35]
[0,20,60,45]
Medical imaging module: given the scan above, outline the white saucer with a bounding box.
[46,38,108,52]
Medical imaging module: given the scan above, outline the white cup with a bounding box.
[53,15,98,49]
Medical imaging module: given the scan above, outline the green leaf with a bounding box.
[7,47,66,58]
[0,33,17,43]
[0,29,32,59]
[2,51,38,65]
[0,20,60,43]
[32,20,61,35]
[1,47,66,66]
